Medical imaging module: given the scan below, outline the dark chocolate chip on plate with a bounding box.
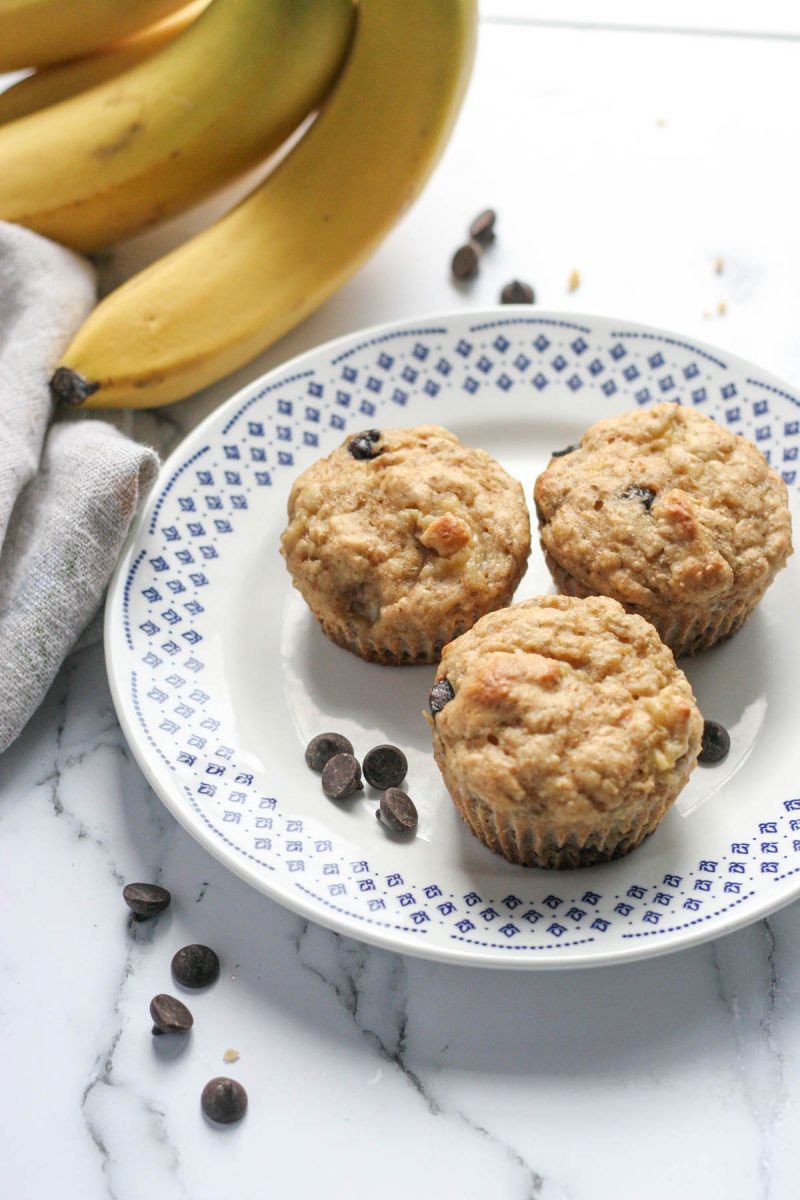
[698,720,730,766]
[429,678,455,715]
[621,484,657,511]
[150,993,194,1036]
[122,882,171,919]
[171,944,220,989]
[321,752,363,799]
[377,788,418,835]
[201,1077,248,1125]
[363,744,407,790]
[305,732,354,772]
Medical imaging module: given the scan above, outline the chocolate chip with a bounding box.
[551,443,579,458]
[150,993,194,1036]
[122,882,171,919]
[698,720,730,766]
[621,484,656,511]
[363,744,407,790]
[348,431,382,460]
[500,280,535,304]
[305,732,354,772]
[451,242,481,282]
[171,944,220,989]
[429,678,454,715]
[469,208,496,245]
[321,752,363,799]
[201,1077,248,1124]
[377,789,418,834]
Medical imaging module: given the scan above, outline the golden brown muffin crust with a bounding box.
[281,424,531,661]
[534,402,792,613]
[432,595,703,839]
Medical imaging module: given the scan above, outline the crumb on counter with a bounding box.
[567,268,580,293]
[717,300,727,316]
[223,1048,240,1064]
[714,257,724,275]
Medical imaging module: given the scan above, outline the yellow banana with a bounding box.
[0,0,210,126]
[0,0,190,70]
[51,0,477,410]
[0,0,355,251]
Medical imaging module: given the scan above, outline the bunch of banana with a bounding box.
[0,0,210,126]
[11,0,477,410]
[0,0,356,249]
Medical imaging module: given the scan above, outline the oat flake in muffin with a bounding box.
[534,402,793,655]
[281,425,531,664]
[430,594,703,870]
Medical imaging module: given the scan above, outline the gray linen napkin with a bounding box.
[0,222,159,754]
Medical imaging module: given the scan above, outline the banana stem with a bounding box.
[50,366,99,405]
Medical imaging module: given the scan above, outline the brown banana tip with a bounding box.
[49,366,100,406]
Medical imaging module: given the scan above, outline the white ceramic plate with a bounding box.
[105,309,800,968]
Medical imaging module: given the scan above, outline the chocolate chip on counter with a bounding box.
[621,484,656,511]
[377,789,418,835]
[363,744,407,791]
[469,208,496,246]
[451,241,481,282]
[698,720,730,766]
[551,443,580,458]
[150,993,194,1036]
[305,732,354,772]
[348,430,382,460]
[201,1077,248,1125]
[122,882,171,919]
[321,752,363,799]
[171,944,220,989]
[428,678,455,715]
[500,279,535,305]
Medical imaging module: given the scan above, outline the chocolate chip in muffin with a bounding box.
[698,720,730,765]
[363,744,407,790]
[551,443,580,459]
[377,788,418,834]
[621,484,657,511]
[305,732,354,772]
[347,430,382,461]
[321,752,363,799]
[429,678,455,715]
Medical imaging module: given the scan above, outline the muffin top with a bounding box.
[431,595,702,825]
[281,424,530,638]
[534,402,793,611]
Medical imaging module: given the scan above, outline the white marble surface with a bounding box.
[4,4,800,1196]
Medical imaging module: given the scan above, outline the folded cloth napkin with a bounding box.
[0,222,159,754]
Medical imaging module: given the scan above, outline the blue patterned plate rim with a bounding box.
[104,307,800,970]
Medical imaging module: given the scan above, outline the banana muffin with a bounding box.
[429,594,703,869]
[534,402,793,656]
[281,424,531,664]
